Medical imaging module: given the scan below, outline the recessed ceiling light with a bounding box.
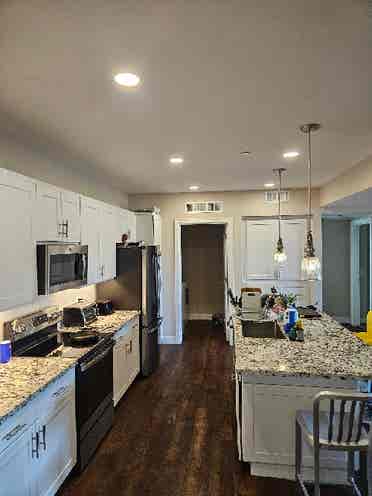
[114,73,141,87]
[283,150,300,158]
[240,151,252,156]
[189,185,200,191]
[169,156,184,165]
[264,183,275,188]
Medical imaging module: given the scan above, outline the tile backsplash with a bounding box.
[0,284,97,340]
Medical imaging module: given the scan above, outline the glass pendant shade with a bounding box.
[274,237,287,265]
[301,230,321,280]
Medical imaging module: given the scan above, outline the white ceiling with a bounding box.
[0,0,371,194]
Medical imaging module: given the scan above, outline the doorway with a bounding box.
[175,218,235,344]
[351,218,372,326]
[181,224,225,330]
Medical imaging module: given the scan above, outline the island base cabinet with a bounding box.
[238,379,356,484]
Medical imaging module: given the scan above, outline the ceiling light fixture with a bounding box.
[273,168,287,268]
[189,185,199,191]
[264,183,275,188]
[114,72,141,87]
[169,156,184,165]
[300,122,322,281]
[240,151,252,156]
[283,151,300,159]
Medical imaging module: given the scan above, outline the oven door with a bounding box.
[76,343,113,436]
[37,244,88,295]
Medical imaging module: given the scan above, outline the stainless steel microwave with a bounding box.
[37,243,88,295]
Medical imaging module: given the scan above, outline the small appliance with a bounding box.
[97,299,114,316]
[63,301,98,327]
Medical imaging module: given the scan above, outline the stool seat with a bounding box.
[297,410,369,449]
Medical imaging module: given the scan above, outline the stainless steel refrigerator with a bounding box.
[114,245,162,376]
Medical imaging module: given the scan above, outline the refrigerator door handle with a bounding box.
[146,321,162,334]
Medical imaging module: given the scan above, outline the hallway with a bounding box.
[60,321,349,496]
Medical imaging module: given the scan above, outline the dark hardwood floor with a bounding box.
[60,321,351,496]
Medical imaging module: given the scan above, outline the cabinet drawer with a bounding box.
[38,367,75,413]
[0,415,31,456]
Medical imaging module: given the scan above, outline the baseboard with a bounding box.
[250,463,347,484]
[159,335,182,344]
[187,313,212,320]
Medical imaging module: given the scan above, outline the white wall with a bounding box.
[129,189,322,342]
[322,218,351,321]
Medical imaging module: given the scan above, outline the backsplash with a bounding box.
[0,284,97,340]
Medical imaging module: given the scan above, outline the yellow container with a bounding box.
[356,310,372,345]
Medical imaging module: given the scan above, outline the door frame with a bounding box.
[350,217,372,326]
[174,217,235,344]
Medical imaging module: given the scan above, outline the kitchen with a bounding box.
[0,2,372,496]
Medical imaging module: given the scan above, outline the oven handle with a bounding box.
[80,346,112,373]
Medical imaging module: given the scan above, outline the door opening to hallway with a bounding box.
[181,224,226,337]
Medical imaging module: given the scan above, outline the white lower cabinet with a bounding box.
[36,383,76,496]
[0,424,34,496]
[0,368,76,496]
[238,377,356,483]
[113,318,140,406]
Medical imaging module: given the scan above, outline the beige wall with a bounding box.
[322,219,351,321]
[129,189,322,341]
[182,224,225,317]
[320,155,372,208]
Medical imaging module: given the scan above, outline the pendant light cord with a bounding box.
[278,169,282,239]
[307,129,312,232]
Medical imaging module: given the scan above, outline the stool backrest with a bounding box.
[313,391,372,445]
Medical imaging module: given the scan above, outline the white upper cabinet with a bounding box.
[34,183,80,242]
[126,210,136,242]
[0,169,36,311]
[33,182,61,241]
[100,204,117,281]
[242,219,277,280]
[81,196,101,285]
[135,211,161,246]
[60,190,81,242]
[279,219,306,281]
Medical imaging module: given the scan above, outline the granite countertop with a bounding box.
[234,313,372,380]
[0,310,139,427]
[0,357,75,427]
[60,310,139,334]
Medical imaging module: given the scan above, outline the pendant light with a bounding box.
[273,167,287,266]
[300,123,321,281]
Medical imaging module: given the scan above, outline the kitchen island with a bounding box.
[234,314,372,483]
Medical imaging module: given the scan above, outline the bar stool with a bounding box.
[295,391,372,496]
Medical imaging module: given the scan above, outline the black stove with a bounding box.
[4,305,114,473]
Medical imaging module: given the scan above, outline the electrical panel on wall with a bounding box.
[264,191,289,203]
[185,201,223,213]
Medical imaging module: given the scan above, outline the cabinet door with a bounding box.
[100,205,117,281]
[60,191,81,242]
[113,337,130,406]
[242,220,277,280]
[127,321,140,384]
[116,209,128,242]
[126,210,136,242]
[279,219,306,280]
[81,197,101,285]
[36,394,76,496]
[0,170,36,310]
[0,425,34,496]
[34,182,61,241]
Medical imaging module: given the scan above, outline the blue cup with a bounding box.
[0,340,12,363]
[286,307,298,326]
